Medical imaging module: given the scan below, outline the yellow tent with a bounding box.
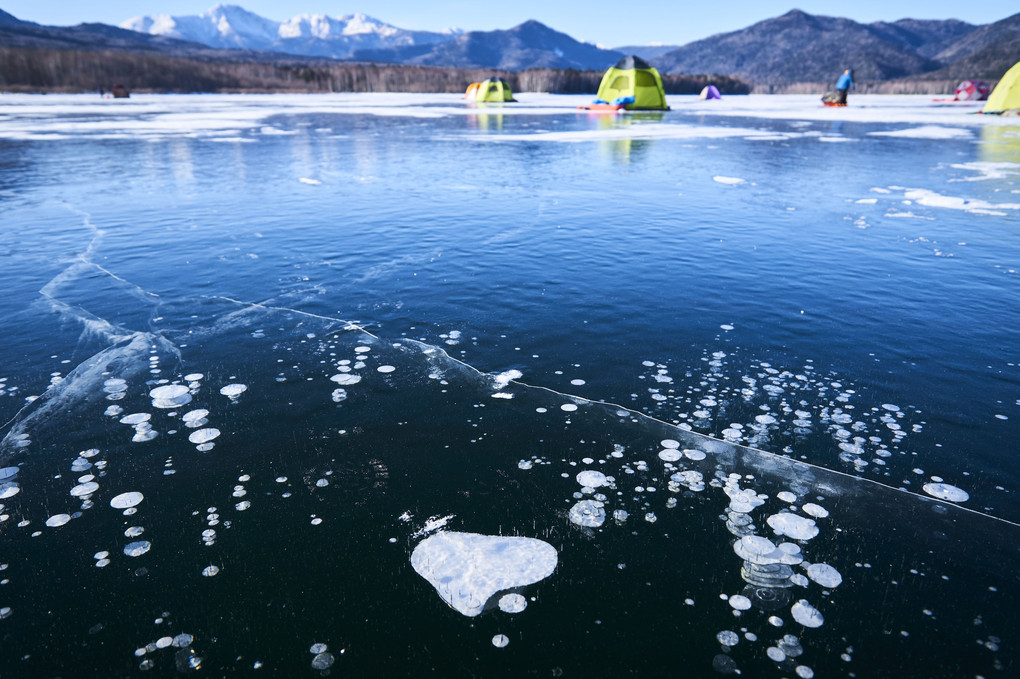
[595,56,668,110]
[471,77,516,103]
[983,61,1020,114]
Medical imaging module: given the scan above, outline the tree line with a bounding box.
[0,47,751,95]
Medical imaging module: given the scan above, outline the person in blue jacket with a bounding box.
[834,68,855,104]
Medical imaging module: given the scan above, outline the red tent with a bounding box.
[954,80,990,101]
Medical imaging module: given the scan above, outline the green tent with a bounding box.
[596,56,669,110]
[473,77,516,103]
[983,61,1020,114]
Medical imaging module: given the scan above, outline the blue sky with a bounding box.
[3,1,1017,47]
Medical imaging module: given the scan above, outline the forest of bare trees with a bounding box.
[0,47,751,95]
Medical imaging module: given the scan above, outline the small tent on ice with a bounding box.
[464,82,481,99]
[595,56,669,110]
[471,77,516,103]
[954,80,990,101]
[699,85,721,100]
[983,61,1020,114]
[111,84,129,99]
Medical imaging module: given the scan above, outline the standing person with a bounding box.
[835,68,855,104]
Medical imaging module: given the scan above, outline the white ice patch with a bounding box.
[188,428,221,444]
[658,449,681,462]
[377,365,396,373]
[801,503,829,518]
[46,514,71,527]
[868,125,972,140]
[922,483,969,503]
[70,481,100,497]
[149,384,192,409]
[568,499,606,527]
[791,599,824,628]
[491,369,522,390]
[123,541,152,557]
[498,593,528,613]
[330,373,362,386]
[110,491,144,509]
[410,531,557,617]
[900,188,1020,215]
[575,470,608,488]
[220,383,248,398]
[767,512,819,541]
[806,563,842,588]
[713,176,746,185]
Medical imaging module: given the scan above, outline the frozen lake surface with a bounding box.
[0,93,1017,676]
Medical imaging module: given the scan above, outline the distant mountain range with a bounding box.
[652,9,1020,87]
[2,4,1018,90]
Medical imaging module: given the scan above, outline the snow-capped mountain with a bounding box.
[120,4,459,58]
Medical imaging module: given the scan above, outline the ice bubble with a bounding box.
[0,467,18,480]
[767,513,819,541]
[796,666,814,679]
[777,491,797,503]
[377,365,396,373]
[922,483,969,503]
[184,373,204,382]
[492,634,510,648]
[410,531,558,617]
[714,176,746,185]
[568,500,606,527]
[125,526,144,537]
[684,449,706,461]
[720,324,734,330]
[560,403,578,412]
[570,379,586,386]
[576,470,608,488]
[767,647,787,662]
[156,636,173,649]
[46,514,71,527]
[149,385,192,408]
[110,492,144,509]
[70,481,99,497]
[172,633,194,648]
[729,594,752,611]
[660,439,680,449]
[801,503,829,518]
[717,630,739,646]
[658,449,681,462]
[330,374,362,386]
[309,643,328,654]
[331,388,348,402]
[310,651,334,669]
[806,563,842,588]
[182,409,209,424]
[120,413,151,425]
[791,600,824,628]
[734,536,779,563]
[70,458,92,472]
[0,483,18,499]
[132,429,158,443]
[189,428,221,444]
[123,541,152,557]
[202,565,219,577]
[498,593,528,613]
[220,383,247,398]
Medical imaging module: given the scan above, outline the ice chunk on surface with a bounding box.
[410,531,557,617]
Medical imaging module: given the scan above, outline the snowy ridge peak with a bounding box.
[120,4,458,58]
